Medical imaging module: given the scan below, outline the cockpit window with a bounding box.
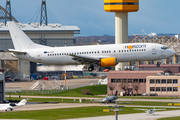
[161,46,169,50]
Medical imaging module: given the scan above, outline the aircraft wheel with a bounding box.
[88,66,94,72]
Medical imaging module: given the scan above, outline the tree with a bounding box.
[132,82,141,96]
[108,85,115,95]
[120,82,129,95]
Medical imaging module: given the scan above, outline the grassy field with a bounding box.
[6,97,173,106]
[0,107,179,120]
[6,85,107,97]
[6,85,180,99]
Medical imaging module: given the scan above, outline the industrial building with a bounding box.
[0,0,80,79]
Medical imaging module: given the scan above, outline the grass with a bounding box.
[6,85,180,99]
[6,97,174,106]
[6,85,107,97]
[0,107,179,120]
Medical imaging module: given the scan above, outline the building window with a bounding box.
[161,79,166,84]
[156,79,160,84]
[167,79,172,84]
[117,79,121,83]
[173,79,178,84]
[150,87,155,91]
[139,79,143,83]
[122,79,127,83]
[133,79,138,82]
[173,87,178,91]
[156,87,160,91]
[111,79,116,83]
[150,79,155,84]
[161,87,166,91]
[144,79,146,83]
[128,79,132,83]
[167,87,172,91]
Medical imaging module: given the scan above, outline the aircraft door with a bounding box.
[152,46,156,54]
[37,52,42,62]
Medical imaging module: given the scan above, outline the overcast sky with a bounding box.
[0,0,179,36]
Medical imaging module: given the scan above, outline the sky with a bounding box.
[0,0,179,36]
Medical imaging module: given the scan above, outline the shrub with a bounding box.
[81,89,92,95]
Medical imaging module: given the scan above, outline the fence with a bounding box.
[5,81,99,95]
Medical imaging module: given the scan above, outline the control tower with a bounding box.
[104,0,139,70]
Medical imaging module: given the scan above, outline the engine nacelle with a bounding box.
[101,57,117,67]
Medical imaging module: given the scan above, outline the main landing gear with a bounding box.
[88,65,94,72]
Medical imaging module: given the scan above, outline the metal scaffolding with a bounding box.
[40,0,48,25]
[0,0,18,25]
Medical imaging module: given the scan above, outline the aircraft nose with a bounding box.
[171,49,176,56]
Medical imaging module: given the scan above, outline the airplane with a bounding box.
[0,99,27,112]
[134,107,166,115]
[102,90,118,103]
[7,21,176,72]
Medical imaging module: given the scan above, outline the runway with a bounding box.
[65,110,180,120]
[12,103,180,112]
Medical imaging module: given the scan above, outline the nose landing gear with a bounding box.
[88,65,94,72]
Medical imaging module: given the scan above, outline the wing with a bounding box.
[154,109,166,111]
[7,49,27,54]
[69,55,101,65]
[134,108,148,111]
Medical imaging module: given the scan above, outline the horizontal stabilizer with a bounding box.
[7,49,27,54]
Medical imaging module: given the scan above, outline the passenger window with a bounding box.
[127,50,129,52]
[124,50,126,52]
[114,50,116,53]
[95,52,96,54]
[107,51,108,53]
[105,51,106,53]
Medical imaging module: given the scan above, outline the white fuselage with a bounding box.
[12,43,175,65]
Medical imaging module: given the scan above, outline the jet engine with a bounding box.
[101,57,117,67]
